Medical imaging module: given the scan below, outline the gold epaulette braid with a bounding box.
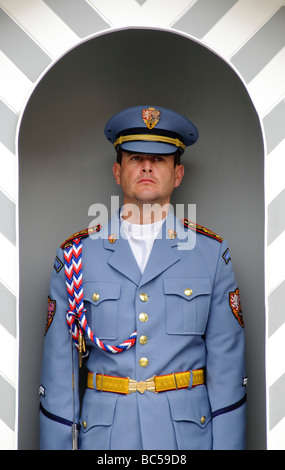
[60,224,101,249]
[182,219,223,243]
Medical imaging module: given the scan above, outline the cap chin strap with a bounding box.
[114,133,186,151]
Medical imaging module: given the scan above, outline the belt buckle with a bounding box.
[128,376,156,394]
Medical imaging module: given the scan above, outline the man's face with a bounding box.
[113,151,184,208]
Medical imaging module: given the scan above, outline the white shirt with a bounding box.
[120,216,165,273]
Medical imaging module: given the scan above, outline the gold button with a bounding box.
[139,313,148,322]
[200,416,206,424]
[140,293,148,302]
[139,357,149,367]
[139,335,148,345]
[82,421,87,429]
[184,288,193,297]
[92,293,100,302]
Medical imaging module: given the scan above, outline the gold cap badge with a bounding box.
[142,107,161,129]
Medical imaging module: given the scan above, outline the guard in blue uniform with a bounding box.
[39,105,246,450]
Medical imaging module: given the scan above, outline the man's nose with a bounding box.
[141,159,153,173]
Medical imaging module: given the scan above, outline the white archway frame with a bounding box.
[1,0,282,442]
[16,24,268,450]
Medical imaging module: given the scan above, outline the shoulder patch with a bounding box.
[182,219,223,243]
[60,224,101,249]
[229,288,244,328]
[44,296,56,336]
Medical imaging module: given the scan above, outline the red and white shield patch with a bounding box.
[229,288,244,328]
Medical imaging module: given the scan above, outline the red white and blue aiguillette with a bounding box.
[63,238,137,354]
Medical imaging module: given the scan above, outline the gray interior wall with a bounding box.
[18,29,265,449]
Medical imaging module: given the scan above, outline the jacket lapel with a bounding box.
[103,212,142,286]
[104,236,142,286]
[103,210,190,287]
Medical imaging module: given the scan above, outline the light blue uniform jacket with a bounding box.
[39,211,246,450]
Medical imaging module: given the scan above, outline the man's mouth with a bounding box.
[137,178,156,184]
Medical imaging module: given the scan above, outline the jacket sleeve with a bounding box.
[39,247,80,450]
[206,240,247,450]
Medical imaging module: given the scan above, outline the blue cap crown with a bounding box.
[104,105,199,155]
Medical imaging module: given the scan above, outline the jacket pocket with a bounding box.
[83,281,121,340]
[79,390,118,450]
[167,388,212,450]
[164,277,211,335]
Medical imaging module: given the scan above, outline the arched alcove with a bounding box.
[18,28,265,449]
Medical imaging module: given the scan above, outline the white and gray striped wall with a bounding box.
[0,0,284,449]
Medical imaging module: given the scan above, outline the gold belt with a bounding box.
[87,369,205,395]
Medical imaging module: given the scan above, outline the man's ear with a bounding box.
[174,164,184,188]
[113,162,121,185]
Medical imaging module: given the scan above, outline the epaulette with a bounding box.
[60,224,101,249]
[182,219,223,243]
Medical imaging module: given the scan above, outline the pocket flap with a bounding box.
[167,389,211,428]
[164,278,211,300]
[83,281,121,305]
[80,392,118,432]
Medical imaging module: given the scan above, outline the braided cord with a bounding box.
[64,238,137,353]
